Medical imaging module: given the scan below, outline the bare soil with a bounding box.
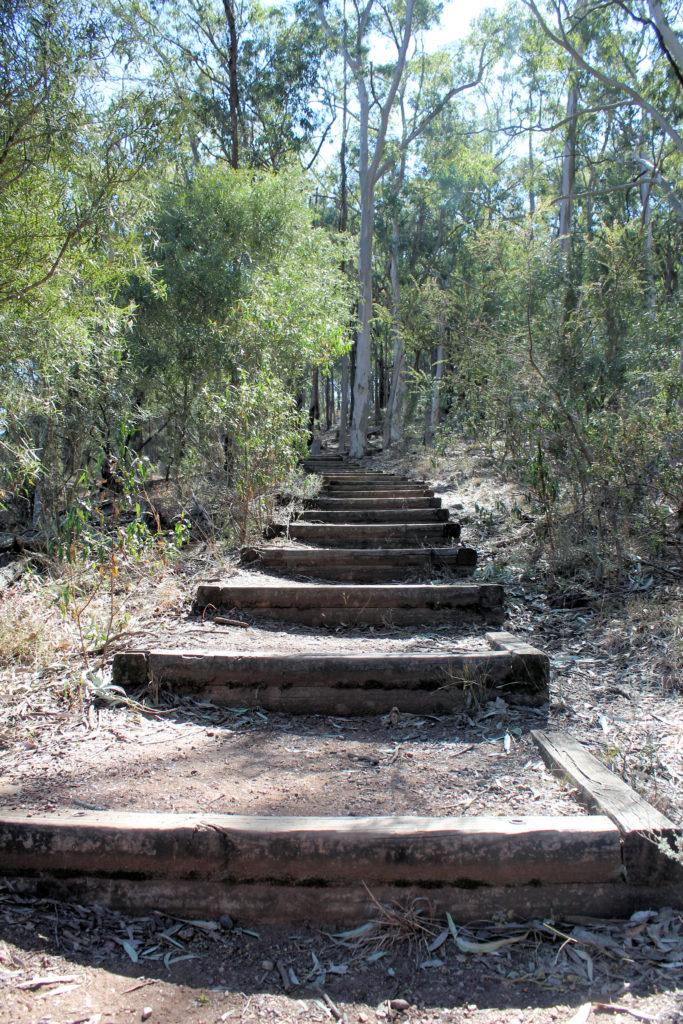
[0,698,581,818]
[1,441,682,1024]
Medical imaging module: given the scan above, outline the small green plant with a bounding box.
[52,447,186,670]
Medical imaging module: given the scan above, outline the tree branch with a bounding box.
[523,0,683,156]
[375,45,489,182]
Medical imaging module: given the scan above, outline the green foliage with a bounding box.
[0,0,173,529]
[435,211,683,568]
[129,164,352,478]
[53,446,189,668]
[219,367,309,542]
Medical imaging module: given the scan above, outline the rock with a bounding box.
[261,959,275,972]
[390,999,410,1011]
[219,913,234,931]
[142,1008,152,1021]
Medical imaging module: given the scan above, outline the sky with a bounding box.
[433,0,509,44]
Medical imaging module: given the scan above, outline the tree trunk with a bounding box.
[559,79,579,256]
[349,86,374,458]
[325,374,332,430]
[383,233,405,450]
[339,353,349,451]
[309,367,320,443]
[222,0,240,169]
[425,336,444,446]
[528,92,535,232]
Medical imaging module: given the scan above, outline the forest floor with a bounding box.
[0,441,682,1024]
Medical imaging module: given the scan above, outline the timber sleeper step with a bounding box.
[321,474,416,484]
[311,496,442,510]
[112,631,548,712]
[3,808,679,924]
[284,522,459,547]
[298,508,450,524]
[318,488,435,499]
[193,581,503,626]
[322,480,430,491]
[240,544,476,581]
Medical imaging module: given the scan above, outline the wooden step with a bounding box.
[321,474,414,484]
[324,480,426,491]
[0,810,630,926]
[194,581,503,626]
[532,730,683,886]
[302,454,347,462]
[241,545,477,581]
[318,491,435,503]
[312,496,442,510]
[113,631,548,712]
[285,522,459,547]
[298,508,449,524]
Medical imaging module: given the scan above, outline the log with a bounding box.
[323,482,430,492]
[322,475,415,485]
[311,497,442,510]
[532,730,683,885]
[9,876,681,927]
[239,545,476,582]
[318,488,434,499]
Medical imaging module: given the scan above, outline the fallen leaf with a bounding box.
[566,1004,591,1024]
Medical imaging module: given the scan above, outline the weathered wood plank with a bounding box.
[318,492,435,501]
[311,497,442,509]
[0,812,621,887]
[299,508,449,524]
[531,730,683,885]
[112,646,548,709]
[195,582,500,609]
[9,877,681,926]
[193,581,503,626]
[322,475,414,483]
[239,545,476,581]
[286,523,459,547]
[322,484,432,494]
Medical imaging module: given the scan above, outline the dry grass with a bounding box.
[0,574,74,670]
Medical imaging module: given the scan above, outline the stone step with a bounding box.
[112,631,548,712]
[312,496,442,510]
[285,522,459,547]
[241,545,476,581]
[193,581,503,627]
[298,508,449,524]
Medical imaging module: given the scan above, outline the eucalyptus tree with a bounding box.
[312,0,488,456]
[524,0,683,199]
[129,0,328,169]
[0,0,172,526]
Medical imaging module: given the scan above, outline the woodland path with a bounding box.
[1,453,680,921]
[0,450,682,1023]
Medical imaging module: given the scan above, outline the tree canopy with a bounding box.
[0,0,680,563]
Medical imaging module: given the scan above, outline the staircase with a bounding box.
[2,457,680,926]
[115,462,547,713]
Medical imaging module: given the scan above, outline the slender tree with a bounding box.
[315,0,486,455]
